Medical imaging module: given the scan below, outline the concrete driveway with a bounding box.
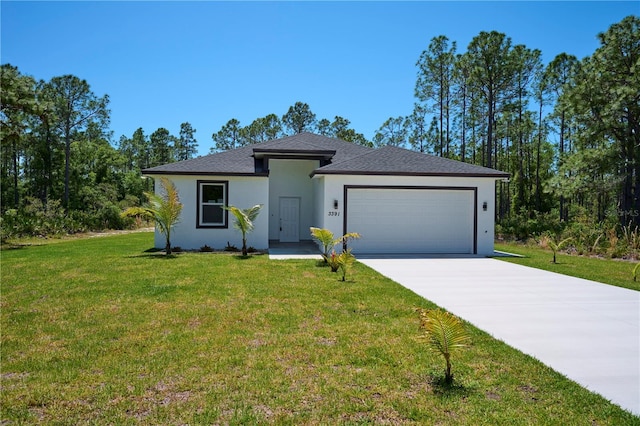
[358,256,640,416]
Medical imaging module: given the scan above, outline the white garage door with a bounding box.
[346,187,476,254]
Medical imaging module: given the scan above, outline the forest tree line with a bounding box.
[1,16,638,247]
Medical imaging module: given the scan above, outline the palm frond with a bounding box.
[120,206,153,220]
[244,204,263,222]
[310,227,336,260]
[335,232,361,246]
[419,308,470,355]
[549,237,572,251]
[142,177,183,236]
[225,206,252,233]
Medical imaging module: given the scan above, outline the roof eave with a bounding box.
[311,170,510,178]
[142,170,269,177]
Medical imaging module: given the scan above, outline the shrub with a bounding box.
[200,245,214,252]
[224,242,239,252]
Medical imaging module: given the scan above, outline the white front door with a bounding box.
[279,197,300,242]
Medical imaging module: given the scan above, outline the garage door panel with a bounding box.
[346,188,475,254]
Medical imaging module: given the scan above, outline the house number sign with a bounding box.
[328,211,340,216]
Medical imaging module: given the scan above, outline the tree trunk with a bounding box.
[559,112,566,221]
[536,100,543,211]
[64,117,71,208]
[165,232,172,255]
[461,85,467,162]
[486,92,494,169]
[12,138,19,208]
[445,353,453,383]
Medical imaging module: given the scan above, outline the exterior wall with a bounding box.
[312,177,325,230]
[153,175,269,251]
[267,159,318,241]
[317,174,498,256]
[152,171,498,255]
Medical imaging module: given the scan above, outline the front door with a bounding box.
[279,197,300,242]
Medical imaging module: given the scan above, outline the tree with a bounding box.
[416,35,457,157]
[282,102,316,134]
[511,45,542,214]
[315,115,370,145]
[224,204,263,256]
[452,53,472,162]
[176,122,198,161]
[466,31,516,169]
[149,127,175,167]
[131,127,149,170]
[406,104,429,153]
[561,16,640,226]
[316,118,332,136]
[242,114,284,144]
[331,116,351,137]
[545,53,578,220]
[0,64,38,208]
[47,75,109,208]
[211,118,244,152]
[121,177,183,255]
[259,113,283,140]
[373,116,407,147]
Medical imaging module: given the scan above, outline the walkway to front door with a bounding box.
[268,240,321,260]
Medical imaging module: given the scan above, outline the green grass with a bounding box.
[2,233,638,424]
[495,242,640,292]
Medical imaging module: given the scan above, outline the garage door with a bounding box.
[346,187,476,254]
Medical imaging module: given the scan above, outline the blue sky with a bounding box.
[2,1,637,155]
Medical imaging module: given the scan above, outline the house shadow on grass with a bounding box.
[126,248,180,260]
[231,253,266,260]
[127,253,180,260]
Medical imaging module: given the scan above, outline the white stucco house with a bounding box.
[143,133,509,255]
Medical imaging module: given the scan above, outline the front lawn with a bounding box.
[495,242,640,292]
[2,233,637,424]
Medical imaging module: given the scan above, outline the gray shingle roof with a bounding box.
[142,133,372,176]
[143,132,508,178]
[313,145,510,177]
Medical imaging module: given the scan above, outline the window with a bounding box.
[197,181,228,227]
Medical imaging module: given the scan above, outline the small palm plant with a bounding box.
[337,249,356,282]
[310,227,360,263]
[418,308,471,384]
[540,233,572,264]
[121,177,182,255]
[223,204,263,256]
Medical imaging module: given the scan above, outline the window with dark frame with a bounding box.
[197,181,228,228]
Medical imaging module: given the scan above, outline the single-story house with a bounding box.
[143,132,509,255]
